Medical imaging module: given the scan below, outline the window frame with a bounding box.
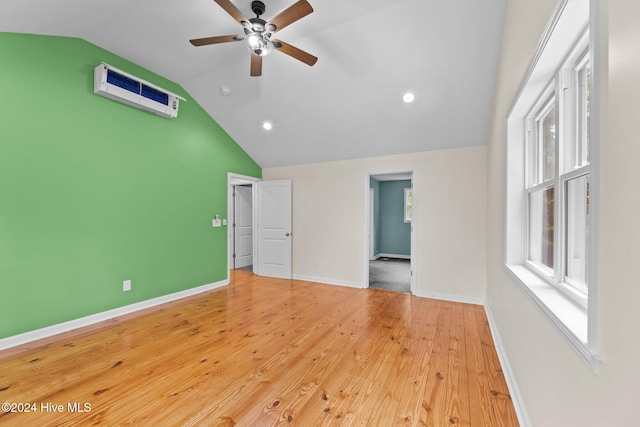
[525,87,557,278]
[404,188,412,223]
[504,0,602,372]
[522,37,592,309]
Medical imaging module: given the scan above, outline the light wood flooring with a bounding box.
[0,271,519,426]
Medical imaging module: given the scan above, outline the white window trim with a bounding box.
[504,0,603,372]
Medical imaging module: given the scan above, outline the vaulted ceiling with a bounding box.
[1,0,507,168]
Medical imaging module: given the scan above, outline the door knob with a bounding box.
[286,233,291,236]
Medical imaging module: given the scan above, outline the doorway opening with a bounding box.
[227,173,260,275]
[232,184,253,272]
[365,171,416,293]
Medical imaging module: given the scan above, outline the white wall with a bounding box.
[263,146,487,301]
[486,0,640,426]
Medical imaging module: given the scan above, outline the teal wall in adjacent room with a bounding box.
[0,33,261,338]
[379,180,411,256]
[369,179,411,257]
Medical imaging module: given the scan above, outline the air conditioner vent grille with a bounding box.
[106,69,140,94]
[142,85,169,106]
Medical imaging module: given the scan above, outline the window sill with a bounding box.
[524,260,588,310]
[504,264,601,372]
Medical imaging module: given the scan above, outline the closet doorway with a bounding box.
[227,173,260,274]
[233,184,253,272]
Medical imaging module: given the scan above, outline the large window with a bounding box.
[525,45,591,303]
[505,0,600,371]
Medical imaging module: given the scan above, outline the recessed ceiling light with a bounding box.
[402,92,415,103]
[262,121,273,131]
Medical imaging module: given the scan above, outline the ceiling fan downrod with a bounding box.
[251,1,266,18]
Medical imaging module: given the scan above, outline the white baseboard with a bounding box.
[373,253,411,260]
[0,279,229,351]
[292,274,364,289]
[483,304,531,427]
[413,290,485,305]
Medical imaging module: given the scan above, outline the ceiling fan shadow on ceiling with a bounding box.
[190,0,318,77]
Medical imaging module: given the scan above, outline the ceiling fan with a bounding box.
[190,0,317,77]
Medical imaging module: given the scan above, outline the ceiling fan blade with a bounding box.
[190,35,242,46]
[273,40,317,66]
[267,0,313,33]
[250,54,263,77]
[213,0,250,25]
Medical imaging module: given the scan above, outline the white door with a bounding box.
[257,180,292,279]
[234,185,253,268]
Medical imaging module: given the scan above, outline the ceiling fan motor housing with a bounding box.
[251,1,266,17]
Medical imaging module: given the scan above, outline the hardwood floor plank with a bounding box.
[419,300,453,426]
[0,273,519,426]
[464,304,495,426]
[293,290,409,426]
[207,288,378,425]
[392,298,443,425]
[445,302,471,426]
[367,296,431,424]
[345,294,429,424]
[138,281,366,425]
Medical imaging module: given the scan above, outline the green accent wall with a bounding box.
[0,33,261,338]
[378,180,411,256]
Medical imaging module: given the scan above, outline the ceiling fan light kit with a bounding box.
[244,31,273,56]
[190,0,317,77]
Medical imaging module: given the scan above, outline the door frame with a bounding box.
[369,188,375,261]
[364,169,417,293]
[227,173,260,276]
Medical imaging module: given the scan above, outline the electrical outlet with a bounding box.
[123,280,131,292]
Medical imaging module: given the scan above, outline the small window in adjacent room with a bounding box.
[404,188,412,223]
[505,0,600,371]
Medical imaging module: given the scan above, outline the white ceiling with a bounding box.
[0,0,507,168]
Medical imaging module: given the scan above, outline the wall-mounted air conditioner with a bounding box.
[94,63,185,119]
